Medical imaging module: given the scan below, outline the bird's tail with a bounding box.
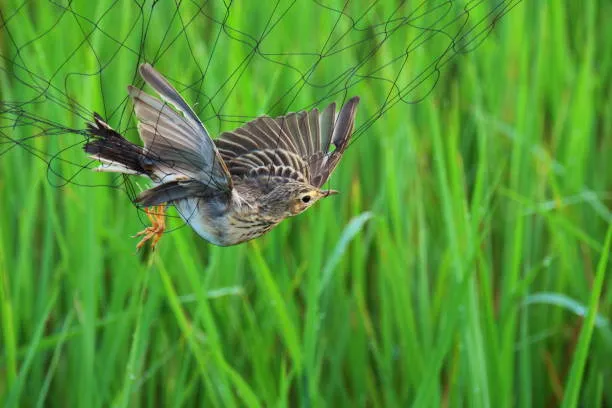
[84,113,154,176]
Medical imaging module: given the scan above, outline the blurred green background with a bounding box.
[1,0,611,407]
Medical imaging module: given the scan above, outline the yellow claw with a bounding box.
[133,204,167,251]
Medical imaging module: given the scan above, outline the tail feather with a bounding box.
[84,113,154,175]
[84,113,214,206]
[88,156,140,175]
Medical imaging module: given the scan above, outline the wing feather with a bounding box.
[129,63,232,191]
[307,109,320,154]
[319,102,336,152]
[285,112,307,155]
[215,97,360,187]
[310,96,359,187]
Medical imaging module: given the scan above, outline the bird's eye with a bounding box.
[301,195,311,203]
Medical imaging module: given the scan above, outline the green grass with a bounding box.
[1,0,611,406]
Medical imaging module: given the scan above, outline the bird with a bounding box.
[84,63,360,249]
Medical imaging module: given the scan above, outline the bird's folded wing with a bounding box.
[215,96,360,187]
[134,179,214,207]
[129,63,232,192]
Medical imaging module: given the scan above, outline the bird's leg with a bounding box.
[133,204,167,251]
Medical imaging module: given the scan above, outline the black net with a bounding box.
[0,0,521,207]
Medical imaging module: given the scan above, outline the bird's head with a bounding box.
[260,180,338,220]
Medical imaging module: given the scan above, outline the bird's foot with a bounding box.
[133,204,167,251]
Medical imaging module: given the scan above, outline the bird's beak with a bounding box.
[322,189,339,197]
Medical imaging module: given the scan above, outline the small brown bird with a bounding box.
[85,63,359,249]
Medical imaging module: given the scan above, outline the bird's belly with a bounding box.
[174,198,229,246]
[174,197,277,246]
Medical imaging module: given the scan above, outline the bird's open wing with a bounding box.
[129,63,232,192]
[215,96,359,187]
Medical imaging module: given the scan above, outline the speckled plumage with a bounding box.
[85,63,359,247]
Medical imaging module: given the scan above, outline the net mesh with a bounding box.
[0,0,521,210]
